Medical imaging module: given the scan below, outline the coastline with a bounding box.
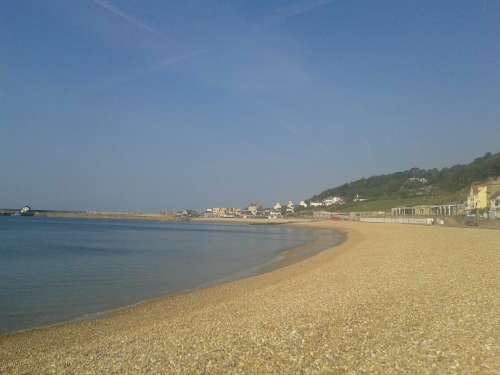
[40,211,178,222]
[1,221,499,373]
[190,217,312,225]
[192,225,345,289]
[0,220,342,336]
[31,211,315,226]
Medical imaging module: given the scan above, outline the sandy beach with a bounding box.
[1,221,499,374]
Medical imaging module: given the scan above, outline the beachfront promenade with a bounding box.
[1,222,499,374]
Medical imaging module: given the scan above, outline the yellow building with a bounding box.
[467,178,500,211]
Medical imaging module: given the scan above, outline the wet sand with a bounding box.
[1,221,499,374]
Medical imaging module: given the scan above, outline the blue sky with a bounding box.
[1,0,499,211]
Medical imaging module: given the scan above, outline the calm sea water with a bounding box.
[0,217,332,333]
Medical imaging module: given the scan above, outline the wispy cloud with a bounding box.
[89,0,206,90]
[91,0,336,90]
[261,0,336,28]
[130,49,208,79]
[278,0,336,19]
[92,0,158,35]
[97,49,207,91]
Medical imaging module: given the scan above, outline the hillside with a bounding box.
[308,152,500,211]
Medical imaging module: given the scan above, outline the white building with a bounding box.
[310,201,324,207]
[322,197,344,206]
[247,203,259,216]
[353,194,367,202]
[20,205,33,216]
[408,177,428,184]
[273,202,282,210]
[299,200,308,208]
[268,210,282,219]
[212,208,226,217]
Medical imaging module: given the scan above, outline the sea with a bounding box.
[0,217,340,333]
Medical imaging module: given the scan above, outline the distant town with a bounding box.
[177,176,499,223]
[1,177,499,227]
[2,154,500,231]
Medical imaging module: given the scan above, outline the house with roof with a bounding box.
[286,201,295,213]
[466,178,500,213]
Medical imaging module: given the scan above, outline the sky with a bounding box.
[1,0,499,211]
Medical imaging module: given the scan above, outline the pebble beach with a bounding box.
[1,221,499,374]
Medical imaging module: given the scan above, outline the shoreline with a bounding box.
[0,221,343,336]
[8,213,315,226]
[2,221,499,373]
[193,225,345,290]
[40,212,178,222]
[191,217,313,225]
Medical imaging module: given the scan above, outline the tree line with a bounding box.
[309,152,500,202]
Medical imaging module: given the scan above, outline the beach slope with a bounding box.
[1,222,499,374]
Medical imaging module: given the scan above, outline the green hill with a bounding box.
[308,152,500,212]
